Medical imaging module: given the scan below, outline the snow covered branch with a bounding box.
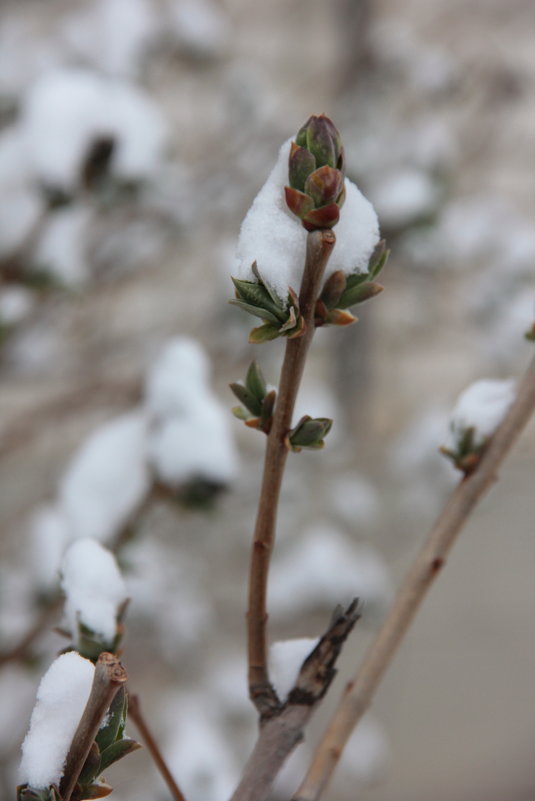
[231,601,359,801]
[292,352,535,801]
[59,652,128,801]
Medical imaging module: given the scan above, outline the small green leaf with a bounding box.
[96,686,127,752]
[245,361,267,402]
[229,382,262,416]
[288,416,333,450]
[338,281,383,309]
[231,277,286,321]
[228,299,282,325]
[77,781,113,799]
[260,389,277,427]
[320,270,347,309]
[99,739,142,773]
[368,240,389,278]
[231,405,249,421]
[249,323,281,344]
[78,742,101,786]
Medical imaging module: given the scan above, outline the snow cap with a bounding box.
[19,652,95,789]
[61,538,128,647]
[236,138,379,300]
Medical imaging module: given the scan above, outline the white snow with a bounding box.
[164,694,239,801]
[19,68,167,192]
[33,206,92,288]
[61,538,128,646]
[236,138,380,301]
[340,715,389,784]
[449,378,516,449]
[145,337,211,418]
[0,128,43,257]
[145,337,238,487]
[148,401,239,486]
[269,638,318,700]
[59,412,150,543]
[0,286,35,326]
[61,0,158,78]
[27,505,71,591]
[19,652,95,789]
[371,168,439,229]
[270,525,391,618]
[167,0,231,59]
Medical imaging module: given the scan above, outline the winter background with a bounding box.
[0,1,534,800]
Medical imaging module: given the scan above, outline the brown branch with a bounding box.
[293,353,535,801]
[59,652,128,801]
[247,229,336,717]
[231,601,359,801]
[128,691,188,801]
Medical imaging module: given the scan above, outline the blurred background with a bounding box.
[0,1,534,800]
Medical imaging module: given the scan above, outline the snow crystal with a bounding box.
[27,505,71,591]
[20,68,167,192]
[270,525,391,618]
[269,638,318,700]
[449,378,516,449]
[236,138,380,301]
[19,652,95,789]
[59,412,150,543]
[0,286,34,326]
[33,206,92,288]
[61,538,128,645]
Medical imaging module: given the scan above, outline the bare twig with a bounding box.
[59,652,128,801]
[128,691,188,801]
[293,353,535,801]
[231,601,359,801]
[247,229,336,716]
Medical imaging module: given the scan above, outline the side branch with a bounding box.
[247,229,336,716]
[60,652,128,801]
[232,601,359,801]
[293,353,535,801]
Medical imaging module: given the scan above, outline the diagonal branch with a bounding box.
[247,229,336,717]
[231,601,359,801]
[293,352,535,801]
[60,652,128,801]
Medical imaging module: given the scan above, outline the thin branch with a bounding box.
[128,691,188,801]
[247,229,336,716]
[60,652,128,801]
[293,353,535,801]
[231,601,359,801]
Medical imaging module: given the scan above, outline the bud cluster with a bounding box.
[315,240,388,327]
[230,261,304,343]
[230,361,277,434]
[285,114,346,232]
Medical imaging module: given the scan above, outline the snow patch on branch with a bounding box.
[61,539,128,646]
[19,652,95,790]
[236,139,380,300]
